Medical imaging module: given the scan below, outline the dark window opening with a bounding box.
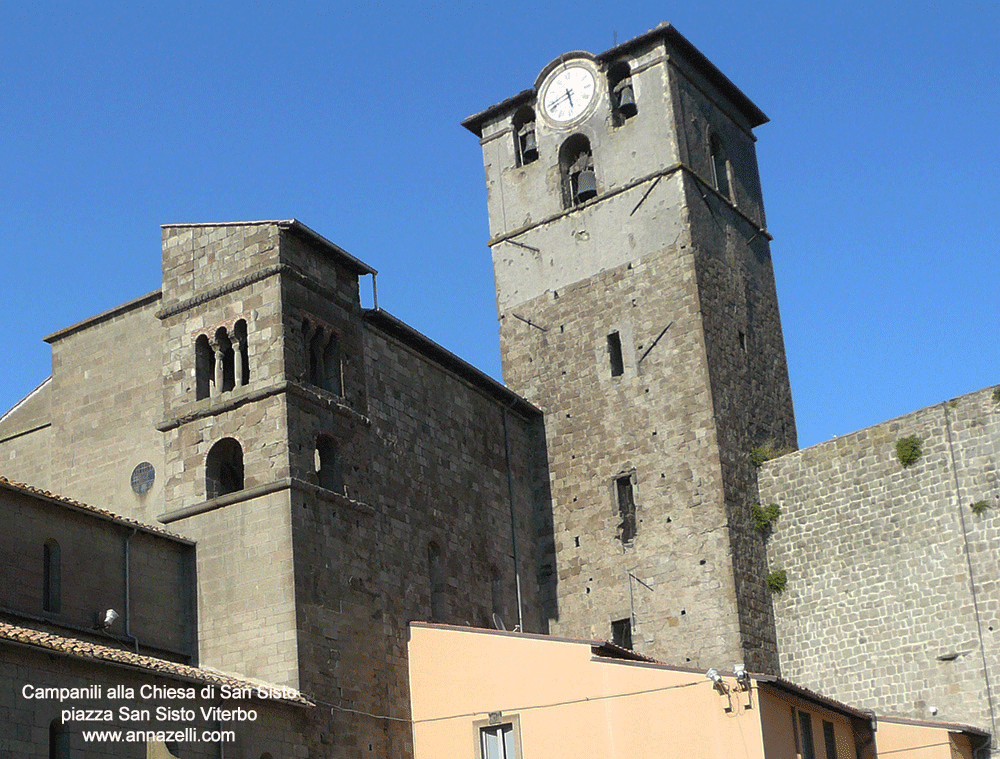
[798,711,816,759]
[315,436,344,494]
[215,328,235,393]
[607,331,624,376]
[608,61,637,124]
[512,105,538,166]
[738,330,746,352]
[616,474,636,544]
[611,617,633,650]
[710,133,731,199]
[43,539,61,614]
[428,542,445,622]
[559,134,596,208]
[822,720,837,759]
[304,320,343,396]
[322,336,342,396]
[195,334,213,400]
[206,437,244,500]
[49,718,70,759]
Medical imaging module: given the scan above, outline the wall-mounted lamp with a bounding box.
[95,608,119,630]
[734,663,751,690]
[706,668,729,694]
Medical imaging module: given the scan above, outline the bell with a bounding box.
[521,128,538,163]
[617,84,637,118]
[576,168,597,202]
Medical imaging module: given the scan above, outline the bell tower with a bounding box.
[464,24,796,672]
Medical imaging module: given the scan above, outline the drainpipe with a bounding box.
[124,528,139,653]
[502,404,524,631]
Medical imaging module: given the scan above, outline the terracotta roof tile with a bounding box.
[0,620,312,707]
[0,475,190,542]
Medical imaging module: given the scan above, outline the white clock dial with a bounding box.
[542,65,597,123]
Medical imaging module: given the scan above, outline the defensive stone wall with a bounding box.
[760,384,1000,735]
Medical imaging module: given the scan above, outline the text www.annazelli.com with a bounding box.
[82,728,236,743]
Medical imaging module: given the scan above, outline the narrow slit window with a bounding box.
[195,334,213,400]
[43,539,61,614]
[822,720,837,759]
[798,711,816,759]
[616,475,636,544]
[428,542,445,622]
[607,331,624,376]
[49,718,70,759]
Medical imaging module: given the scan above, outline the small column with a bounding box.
[210,338,224,397]
[233,335,245,387]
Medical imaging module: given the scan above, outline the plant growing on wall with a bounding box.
[895,435,922,467]
[971,500,992,516]
[766,569,787,595]
[751,503,782,534]
[993,386,1000,404]
[751,440,792,468]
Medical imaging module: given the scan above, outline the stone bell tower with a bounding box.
[463,24,796,673]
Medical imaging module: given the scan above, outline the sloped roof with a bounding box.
[0,620,312,707]
[0,475,191,543]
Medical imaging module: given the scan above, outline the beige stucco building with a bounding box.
[408,623,987,759]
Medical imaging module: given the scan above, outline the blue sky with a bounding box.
[1,2,997,449]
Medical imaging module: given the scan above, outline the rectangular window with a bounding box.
[616,475,636,543]
[611,618,633,650]
[607,331,624,377]
[822,720,837,759]
[798,711,816,759]
[480,724,516,759]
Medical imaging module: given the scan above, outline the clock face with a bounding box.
[541,65,597,124]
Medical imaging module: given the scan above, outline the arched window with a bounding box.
[710,133,731,199]
[49,718,70,759]
[43,539,61,614]
[214,328,235,393]
[428,542,445,622]
[195,335,213,400]
[206,438,244,499]
[304,319,344,396]
[512,105,538,166]
[559,135,596,208]
[233,319,250,387]
[315,436,344,494]
[607,61,637,124]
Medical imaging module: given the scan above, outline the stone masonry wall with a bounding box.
[0,380,53,490]
[1,644,309,757]
[498,230,746,668]
[0,487,195,660]
[46,294,165,525]
[284,320,547,758]
[760,385,1000,735]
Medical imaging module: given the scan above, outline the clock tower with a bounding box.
[463,24,796,672]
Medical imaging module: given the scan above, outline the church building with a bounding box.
[1,22,995,757]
